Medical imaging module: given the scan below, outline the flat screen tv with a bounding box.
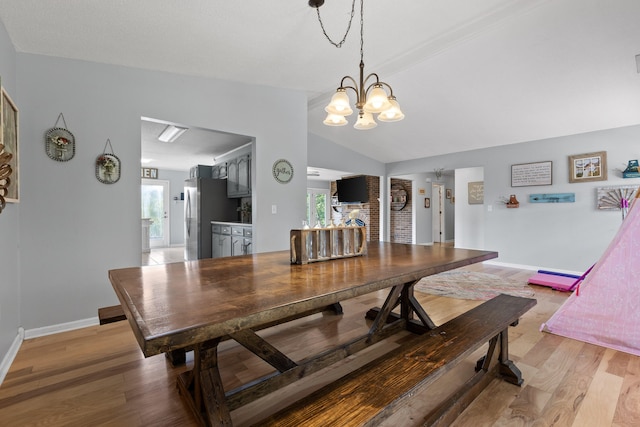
[337,176,368,203]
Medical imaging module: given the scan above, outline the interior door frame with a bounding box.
[142,178,170,248]
[432,183,445,243]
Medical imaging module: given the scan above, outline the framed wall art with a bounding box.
[569,151,607,183]
[511,161,552,187]
[468,181,484,204]
[424,197,430,208]
[1,87,19,202]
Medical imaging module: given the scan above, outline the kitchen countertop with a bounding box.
[211,220,252,226]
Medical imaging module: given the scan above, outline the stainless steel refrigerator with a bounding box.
[184,178,237,260]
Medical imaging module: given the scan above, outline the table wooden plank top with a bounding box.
[108,242,497,357]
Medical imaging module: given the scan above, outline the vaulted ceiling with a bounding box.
[1,0,639,166]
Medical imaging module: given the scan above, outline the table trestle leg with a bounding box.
[228,329,298,373]
[401,281,437,329]
[367,284,404,341]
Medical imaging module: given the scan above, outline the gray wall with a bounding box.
[13,53,307,333]
[0,19,20,376]
[387,125,640,272]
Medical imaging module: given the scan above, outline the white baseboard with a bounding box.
[24,317,99,339]
[0,327,24,386]
[484,260,583,277]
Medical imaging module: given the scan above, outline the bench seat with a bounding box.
[98,304,126,325]
[258,293,536,427]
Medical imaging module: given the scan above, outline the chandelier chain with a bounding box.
[315,0,357,48]
[359,0,364,62]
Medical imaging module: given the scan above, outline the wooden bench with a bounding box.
[98,304,126,325]
[258,293,536,427]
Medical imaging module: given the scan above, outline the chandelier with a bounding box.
[310,0,405,130]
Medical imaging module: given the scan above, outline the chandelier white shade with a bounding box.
[354,111,377,130]
[325,89,353,116]
[314,0,404,130]
[323,113,348,126]
[377,96,405,122]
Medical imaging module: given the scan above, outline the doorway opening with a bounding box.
[432,183,445,244]
[307,188,330,227]
[142,179,170,248]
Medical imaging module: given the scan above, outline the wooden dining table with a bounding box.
[108,242,498,426]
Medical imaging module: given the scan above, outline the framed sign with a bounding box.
[468,181,484,204]
[569,151,607,183]
[141,167,158,179]
[511,161,552,187]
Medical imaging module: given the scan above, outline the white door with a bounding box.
[432,184,444,243]
[141,179,170,248]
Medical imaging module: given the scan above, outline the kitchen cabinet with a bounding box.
[212,163,227,179]
[212,222,252,257]
[212,224,232,258]
[227,153,251,198]
[231,225,253,256]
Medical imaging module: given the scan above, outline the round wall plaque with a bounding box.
[272,159,294,184]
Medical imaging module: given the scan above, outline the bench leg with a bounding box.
[474,335,498,372]
[498,329,523,386]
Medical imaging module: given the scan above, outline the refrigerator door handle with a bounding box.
[185,190,191,237]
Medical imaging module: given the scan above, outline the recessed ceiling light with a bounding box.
[158,125,188,142]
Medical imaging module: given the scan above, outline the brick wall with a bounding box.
[390,178,412,243]
[330,175,379,242]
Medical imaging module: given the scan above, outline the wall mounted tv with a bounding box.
[337,176,368,203]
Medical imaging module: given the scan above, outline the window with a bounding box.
[307,188,330,228]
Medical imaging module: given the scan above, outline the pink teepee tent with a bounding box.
[542,194,640,356]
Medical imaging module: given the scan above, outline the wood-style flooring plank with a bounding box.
[1,261,639,426]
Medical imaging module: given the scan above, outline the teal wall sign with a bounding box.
[530,193,575,203]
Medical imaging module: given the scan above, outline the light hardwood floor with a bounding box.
[1,257,639,426]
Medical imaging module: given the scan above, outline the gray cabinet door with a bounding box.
[227,158,238,197]
[237,154,251,197]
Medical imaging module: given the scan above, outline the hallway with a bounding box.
[141,246,185,266]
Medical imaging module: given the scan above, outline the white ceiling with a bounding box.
[1,0,639,167]
[141,118,252,171]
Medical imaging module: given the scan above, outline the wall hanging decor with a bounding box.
[468,181,484,204]
[95,138,121,184]
[1,87,19,204]
[568,151,607,183]
[529,193,575,203]
[622,160,639,178]
[596,185,638,220]
[45,113,75,162]
[0,144,12,213]
[511,161,552,187]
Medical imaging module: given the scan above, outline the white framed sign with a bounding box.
[511,161,552,187]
